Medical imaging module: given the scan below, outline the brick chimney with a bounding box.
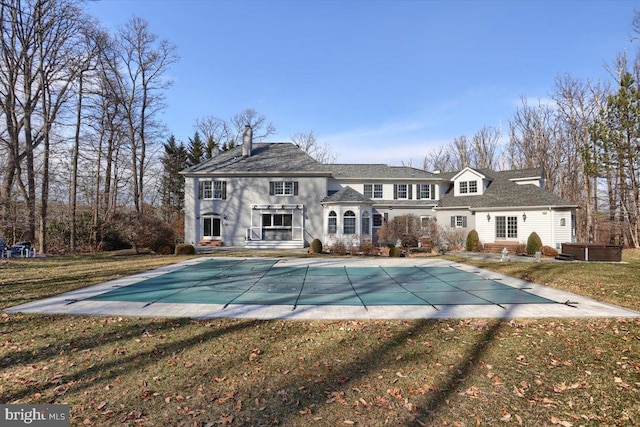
[242,124,253,158]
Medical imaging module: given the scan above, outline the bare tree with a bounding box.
[229,108,276,145]
[421,145,456,172]
[472,126,500,169]
[291,130,337,163]
[194,115,230,158]
[451,135,474,169]
[105,16,177,214]
[0,0,89,251]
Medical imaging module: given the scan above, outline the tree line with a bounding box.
[417,29,640,248]
[1,0,639,253]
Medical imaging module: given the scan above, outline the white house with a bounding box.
[181,127,577,250]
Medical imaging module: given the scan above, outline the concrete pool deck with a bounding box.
[6,257,640,320]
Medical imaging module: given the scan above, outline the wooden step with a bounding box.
[554,253,575,261]
[482,242,521,254]
[198,240,224,247]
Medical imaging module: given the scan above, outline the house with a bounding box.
[182,126,577,250]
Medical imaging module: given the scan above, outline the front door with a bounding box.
[203,216,221,240]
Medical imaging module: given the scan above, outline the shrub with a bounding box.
[110,212,175,254]
[388,246,402,257]
[175,243,195,255]
[310,238,323,254]
[526,232,543,255]
[440,226,467,249]
[541,245,558,257]
[465,229,482,252]
[330,240,348,255]
[358,241,378,256]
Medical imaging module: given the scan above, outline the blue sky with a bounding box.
[86,0,639,165]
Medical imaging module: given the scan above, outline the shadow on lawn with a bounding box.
[3,309,509,425]
[0,317,258,403]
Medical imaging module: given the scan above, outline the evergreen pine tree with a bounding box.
[187,131,205,166]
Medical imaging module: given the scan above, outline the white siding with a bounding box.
[476,209,574,249]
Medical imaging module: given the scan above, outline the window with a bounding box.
[262,213,293,241]
[362,211,370,235]
[450,215,467,228]
[373,213,383,227]
[343,210,356,234]
[328,211,337,234]
[364,184,383,198]
[373,184,383,198]
[270,181,298,196]
[496,216,517,239]
[394,184,411,199]
[418,184,433,200]
[459,181,478,195]
[364,184,372,198]
[199,181,227,200]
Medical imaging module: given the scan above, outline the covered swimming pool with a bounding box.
[87,258,557,311]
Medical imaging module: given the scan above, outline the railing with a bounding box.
[246,226,304,242]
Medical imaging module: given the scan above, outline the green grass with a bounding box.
[0,251,639,426]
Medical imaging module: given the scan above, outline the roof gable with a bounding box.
[321,186,373,204]
[450,167,486,181]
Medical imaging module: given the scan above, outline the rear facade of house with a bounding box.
[182,129,577,250]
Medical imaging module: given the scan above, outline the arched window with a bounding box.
[328,211,337,234]
[361,210,370,235]
[343,210,356,234]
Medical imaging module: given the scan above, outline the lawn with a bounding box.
[0,251,638,426]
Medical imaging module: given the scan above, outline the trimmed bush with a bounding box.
[526,232,543,255]
[310,238,323,254]
[175,243,195,255]
[388,246,402,257]
[541,245,559,257]
[465,229,482,252]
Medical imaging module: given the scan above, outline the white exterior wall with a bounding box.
[475,208,574,249]
[184,175,327,246]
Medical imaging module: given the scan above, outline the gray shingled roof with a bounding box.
[182,143,326,175]
[438,170,577,209]
[323,164,438,179]
[321,186,373,204]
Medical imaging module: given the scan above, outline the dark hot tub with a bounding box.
[561,243,623,262]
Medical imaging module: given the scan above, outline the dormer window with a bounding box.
[459,180,478,194]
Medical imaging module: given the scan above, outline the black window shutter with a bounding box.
[221,181,227,200]
[462,216,468,228]
[293,182,299,195]
[416,184,421,200]
[393,184,398,200]
[408,184,413,200]
[269,182,275,195]
[451,216,455,227]
[198,181,203,199]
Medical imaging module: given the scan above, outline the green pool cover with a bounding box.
[88,259,557,309]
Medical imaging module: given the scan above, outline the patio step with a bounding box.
[198,240,224,247]
[483,242,521,254]
[555,253,575,261]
